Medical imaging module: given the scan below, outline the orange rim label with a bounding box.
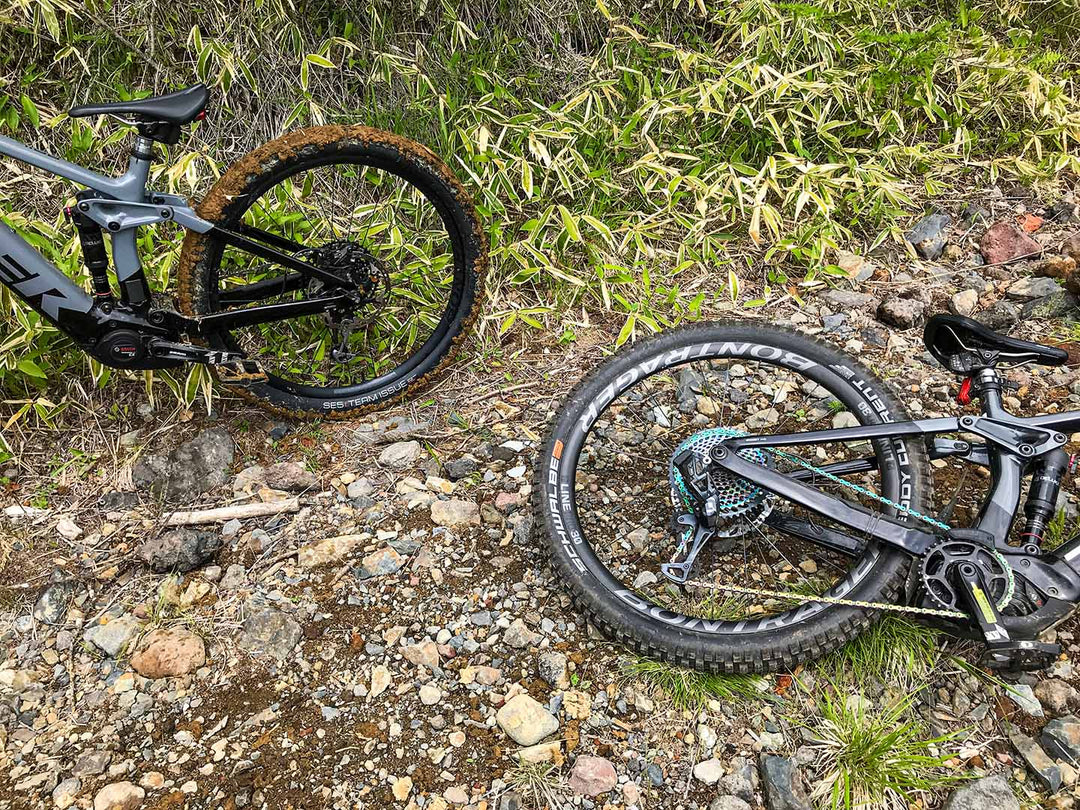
[553,440,564,459]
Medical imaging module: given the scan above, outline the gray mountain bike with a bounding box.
[0,83,485,418]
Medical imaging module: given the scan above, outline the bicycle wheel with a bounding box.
[177,126,485,418]
[535,322,931,674]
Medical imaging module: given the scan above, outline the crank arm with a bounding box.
[763,513,864,556]
[709,445,939,555]
[148,339,244,365]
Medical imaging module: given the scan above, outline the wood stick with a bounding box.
[165,497,300,526]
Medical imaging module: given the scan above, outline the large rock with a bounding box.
[905,212,952,260]
[378,440,421,470]
[33,579,76,624]
[942,774,1019,810]
[93,782,144,810]
[136,528,221,573]
[760,755,811,810]
[234,461,318,493]
[496,694,559,746]
[129,628,205,678]
[569,755,617,796]
[132,427,235,503]
[974,301,1020,330]
[1007,276,1061,301]
[979,221,1043,265]
[52,777,81,809]
[83,615,141,658]
[237,606,302,659]
[1042,714,1080,762]
[431,499,481,528]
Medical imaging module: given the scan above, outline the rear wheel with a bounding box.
[534,322,930,673]
[178,126,485,418]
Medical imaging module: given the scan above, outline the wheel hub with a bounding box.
[302,240,390,362]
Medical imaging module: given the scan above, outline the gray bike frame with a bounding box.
[0,133,210,329]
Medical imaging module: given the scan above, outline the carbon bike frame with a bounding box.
[0,132,351,355]
[709,365,1080,631]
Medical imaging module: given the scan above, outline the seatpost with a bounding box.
[127,135,154,193]
[973,367,1005,417]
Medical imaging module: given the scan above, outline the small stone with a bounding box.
[1039,254,1077,279]
[950,289,979,317]
[1062,233,1080,262]
[52,777,81,809]
[56,517,82,540]
[83,615,141,658]
[33,579,76,625]
[360,546,405,578]
[942,775,1020,810]
[1006,684,1043,717]
[132,427,234,503]
[73,751,111,777]
[1009,726,1061,793]
[391,776,413,802]
[370,665,392,698]
[298,534,365,568]
[137,528,222,573]
[497,694,559,746]
[517,741,563,765]
[569,755,617,796]
[419,685,441,705]
[130,628,206,679]
[263,461,317,491]
[379,441,422,470]
[236,607,302,660]
[538,651,569,689]
[980,221,1043,265]
[1007,276,1061,301]
[503,618,539,649]
[347,478,374,499]
[431,499,480,528]
[878,297,927,330]
[1036,680,1078,715]
[821,290,878,311]
[905,212,952,260]
[974,300,1021,330]
[402,640,440,668]
[93,782,144,810]
[760,754,812,810]
[710,798,752,810]
[692,758,725,785]
[1042,715,1080,762]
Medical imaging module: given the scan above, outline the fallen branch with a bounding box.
[165,497,300,526]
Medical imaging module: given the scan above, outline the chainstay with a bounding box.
[682,578,968,619]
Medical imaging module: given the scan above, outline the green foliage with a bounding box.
[1,0,1079,398]
[819,615,942,689]
[805,687,965,810]
[623,656,773,707]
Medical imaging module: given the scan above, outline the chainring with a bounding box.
[920,538,1014,613]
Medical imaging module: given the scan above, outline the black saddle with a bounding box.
[923,314,1068,373]
[69,84,208,144]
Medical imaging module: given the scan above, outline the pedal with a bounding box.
[981,640,1061,672]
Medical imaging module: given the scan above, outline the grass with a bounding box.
[819,615,943,690]
[805,687,966,810]
[504,761,565,810]
[623,656,773,709]
[1043,508,1080,551]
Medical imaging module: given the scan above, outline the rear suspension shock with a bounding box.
[1021,448,1069,548]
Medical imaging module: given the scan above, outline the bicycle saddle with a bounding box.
[69,84,209,125]
[923,313,1068,373]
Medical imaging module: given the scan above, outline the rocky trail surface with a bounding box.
[6,197,1080,809]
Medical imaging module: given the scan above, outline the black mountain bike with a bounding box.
[0,84,485,418]
[537,314,1080,673]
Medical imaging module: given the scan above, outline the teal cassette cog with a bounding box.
[669,427,774,541]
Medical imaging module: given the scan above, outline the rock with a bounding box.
[1009,726,1061,792]
[877,298,927,329]
[1063,233,1080,262]
[419,684,441,705]
[56,517,82,540]
[496,694,559,746]
[538,651,569,688]
[444,456,479,480]
[1036,681,1079,715]
[359,546,405,578]
[760,754,812,810]
[622,782,642,807]
[129,628,206,678]
[93,782,144,810]
[503,618,539,649]
[263,461,317,492]
[821,290,878,311]
[83,615,141,658]
[836,250,874,281]
[73,750,111,777]
[402,640,440,668]
[569,755,617,796]
[137,528,222,573]
[431,499,480,527]
[1048,201,1078,223]
[905,212,952,260]
[1022,292,1077,320]
[220,563,247,590]
[52,777,81,809]
[370,665,392,698]
[132,427,235,503]
[237,607,301,659]
[979,221,1043,265]
[379,441,421,470]
[1039,254,1077,279]
[710,799,752,810]
[392,776,412,802]
[721,757,757,802]
[1007,276,1061,300]
[974,301,1020,331]
[949,289,979,317]
[298,534,365,568]
[942,774,1019,810]
[692,759,725,785]
[353,416,431,446]
[517,741,563,765]
[961,203,991,226]
[1006,683,1043,717]
[33,579,76,624]
[1042,715,1080,762]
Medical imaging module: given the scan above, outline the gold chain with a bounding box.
[682,578,968,619]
